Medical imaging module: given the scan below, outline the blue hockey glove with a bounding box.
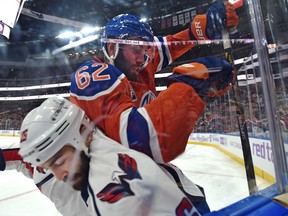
[191,1,238,40]
[169,56,235,100]
[206,1,239,39]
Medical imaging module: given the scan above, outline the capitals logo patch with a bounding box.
[20,129,28,143]
[97,153,142,203]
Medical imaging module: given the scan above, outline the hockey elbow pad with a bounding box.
[169,56,235,100]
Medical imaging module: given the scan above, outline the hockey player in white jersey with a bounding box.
[18,96,201,215]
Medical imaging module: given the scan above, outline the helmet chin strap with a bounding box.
[103,43,119,65]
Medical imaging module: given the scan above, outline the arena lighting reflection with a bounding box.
[56,26,102,39]
[0,83,70,91]
[52,34,100,55]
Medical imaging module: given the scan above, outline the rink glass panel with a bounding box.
[0,0,287,211]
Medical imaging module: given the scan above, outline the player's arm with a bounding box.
[148,1,238,74]
[141,83,205,162]
[141,57,235,162]
[0,147,34,178]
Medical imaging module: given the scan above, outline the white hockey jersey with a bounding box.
[3,129,205,216]
[84,129,201,216]
[3,133,205,216]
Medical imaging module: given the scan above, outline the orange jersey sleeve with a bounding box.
[143,82,205,162]
[139,28,197,94]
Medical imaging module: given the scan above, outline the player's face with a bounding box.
[41,145,90,191]
[114,44,149,82]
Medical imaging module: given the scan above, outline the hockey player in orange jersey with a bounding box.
[70,1,238,163]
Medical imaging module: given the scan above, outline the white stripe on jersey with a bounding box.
[70,73,126,101]
[119,108,131,149]
[119,107,164,163]
[154,37,164,72]
[162,36,173,65]
[154,36,173,72]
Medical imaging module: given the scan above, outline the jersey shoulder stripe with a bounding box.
[35,173,54,187]
[154,36,164,72]
[70,60,125,100]
[154,36,172,72]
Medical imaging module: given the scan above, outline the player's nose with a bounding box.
[135,53,145,65]
[51,167,67,181]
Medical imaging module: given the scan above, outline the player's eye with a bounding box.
[52,157,65,168]
[129,46,145,55]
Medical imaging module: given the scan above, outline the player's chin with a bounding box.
[71,175,88,191]
[131,66,141,74]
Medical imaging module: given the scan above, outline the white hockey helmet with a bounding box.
[19,96,93,166]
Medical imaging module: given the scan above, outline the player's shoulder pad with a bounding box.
[70,60,125,97]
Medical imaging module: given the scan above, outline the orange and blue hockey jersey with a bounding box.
[70,32,205,163]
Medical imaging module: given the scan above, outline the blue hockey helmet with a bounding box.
[101,14,155,66]
[101,14,154,46]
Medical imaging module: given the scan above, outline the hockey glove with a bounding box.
[169,56,235,101]
[191,1,239,40]
[0,149,6,171]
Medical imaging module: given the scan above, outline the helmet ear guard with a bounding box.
[19,96,94,167]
